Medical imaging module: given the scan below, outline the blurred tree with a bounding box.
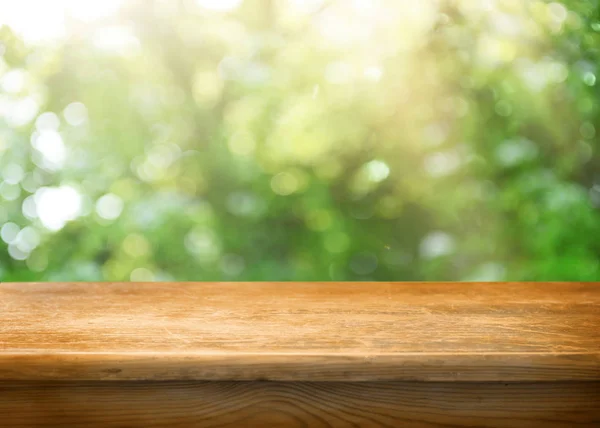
[0,0,599,281]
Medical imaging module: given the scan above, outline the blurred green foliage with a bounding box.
[1,0,600,282]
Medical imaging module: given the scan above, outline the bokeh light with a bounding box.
[0,0,599,281]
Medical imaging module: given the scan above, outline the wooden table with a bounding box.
[1,282,599,427]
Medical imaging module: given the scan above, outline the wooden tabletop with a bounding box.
[1,282,599,382]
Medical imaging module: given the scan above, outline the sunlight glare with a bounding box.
[0,0,124,44]
[197,0,243,12]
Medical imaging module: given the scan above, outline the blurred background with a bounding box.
[0,0,599,282]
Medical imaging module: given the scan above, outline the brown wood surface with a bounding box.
[1,282,600,381]
[1,380,599,427]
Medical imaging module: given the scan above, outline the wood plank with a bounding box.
[1,282,599,381]
[1,380,598,427]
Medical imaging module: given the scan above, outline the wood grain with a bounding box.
[1,282,599,381]
[1,380,598,427]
